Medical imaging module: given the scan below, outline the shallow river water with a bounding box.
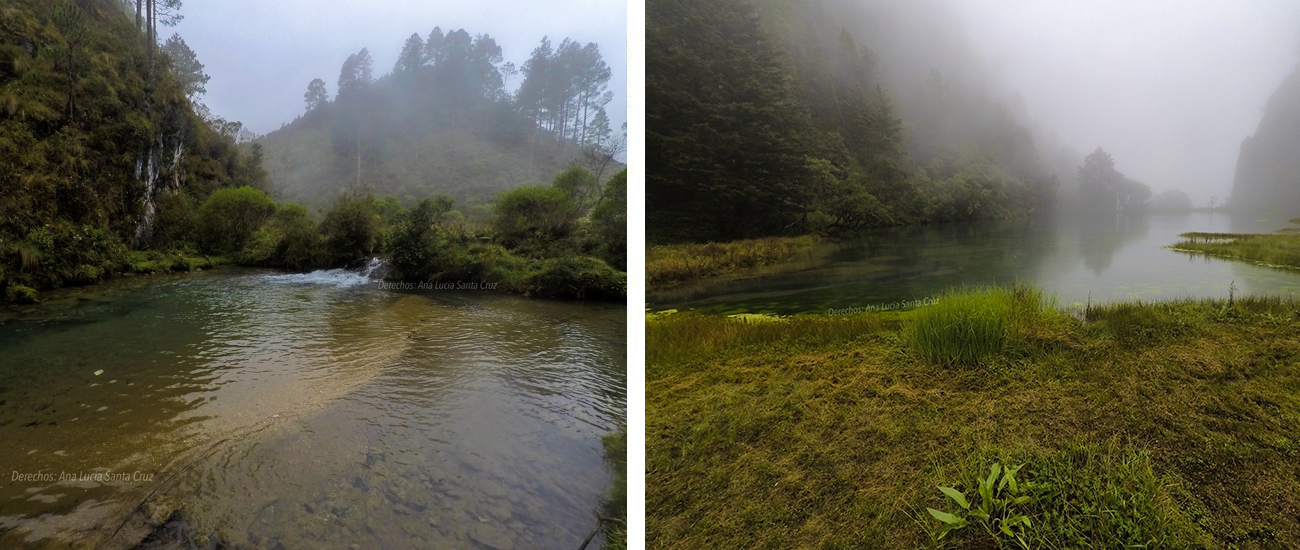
[649,211,1300,315]
[0,266,626,549]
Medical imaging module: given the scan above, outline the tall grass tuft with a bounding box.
[906,285,1059,367]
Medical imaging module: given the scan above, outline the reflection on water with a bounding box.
[0,267,625,549]
[648,212,1300,315]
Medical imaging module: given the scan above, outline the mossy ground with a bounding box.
[647,292,1300,549]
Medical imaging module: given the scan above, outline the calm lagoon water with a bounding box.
[0,267,625,549]
[648,212,1300,315]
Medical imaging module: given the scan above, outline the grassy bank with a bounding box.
[647,287,1300,548]
[646,236,819,288]
[1171,231,1300,269]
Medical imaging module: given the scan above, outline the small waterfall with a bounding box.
[263,258,390,288]
[358,257,390,280]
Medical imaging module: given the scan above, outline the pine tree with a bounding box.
[647,0,815,240]
[304,78,328,111]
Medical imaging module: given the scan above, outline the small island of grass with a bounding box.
[1169,222,1300,270]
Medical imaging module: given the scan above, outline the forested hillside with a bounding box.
[0,0,266,300]
[1231,62,1300,213]
[259,28,625,213]
[647,0,1059,242]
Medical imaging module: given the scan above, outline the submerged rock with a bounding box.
[468,523,515,550]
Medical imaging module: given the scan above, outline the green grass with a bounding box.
[646,236,819,288]
[647,287,1300,549]
[126,250,229,274]
[1171,232,1300,269]
[905,285,1063,367]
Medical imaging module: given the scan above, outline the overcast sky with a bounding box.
[954,0,1300,205]
[171,0,626,137]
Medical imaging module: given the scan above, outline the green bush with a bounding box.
[552,165,600,212]
[321,193,381,267]
[271,203,325,270]
[493,185,581,249]
[523,255,626,300]
[151,190,200,250]
[5,284,38,304]
[197,186,277,254]
[589,169,627,270]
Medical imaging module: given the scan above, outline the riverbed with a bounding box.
[0,266,626,549]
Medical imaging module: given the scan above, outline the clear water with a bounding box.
[0,266,626,549]
[647,212,1300,315]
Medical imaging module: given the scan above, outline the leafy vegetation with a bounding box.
[0,0,268,301]
[926,444,1194,549]
[647,287,1300,548]
[646,236,820,288]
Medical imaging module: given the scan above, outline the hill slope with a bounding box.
[257,29,623,213]
[0,0,265,299]
[1232,63,1300,213]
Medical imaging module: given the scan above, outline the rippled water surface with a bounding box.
[0,267,626,549]
[649,212,1300,315]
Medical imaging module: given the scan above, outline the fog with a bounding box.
[947,0,1300,206]
[171,0,626,136]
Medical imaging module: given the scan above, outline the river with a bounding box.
[0,265,626,549]
[648,212,1300,315]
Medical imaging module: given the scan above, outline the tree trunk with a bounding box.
[146,0,154,63]
[135,0,141,29]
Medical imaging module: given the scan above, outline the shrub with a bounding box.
[590,169,627,270]
[320,193,381,267]
[197,186,276,254]
[151,190,200,250]
[269,203,324,270]
[523,255,626,300]
[5,284,38,304]
[493,185,580,249]
[552,165,600,212]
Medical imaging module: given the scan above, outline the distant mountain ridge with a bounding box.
[1232,64,1300,212]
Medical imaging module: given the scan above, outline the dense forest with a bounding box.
[259,27,626,214]
[0,0,267,301]
[647,0,1063,242]
[1232,61,1300,213]
[0,0,626,303]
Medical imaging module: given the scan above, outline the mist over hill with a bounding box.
[257,28,625,214]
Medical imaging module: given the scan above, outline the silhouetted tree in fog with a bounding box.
[304,78,328,111]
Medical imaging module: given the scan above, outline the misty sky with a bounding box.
[956,0,1300,205]
[171,0,626,137]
